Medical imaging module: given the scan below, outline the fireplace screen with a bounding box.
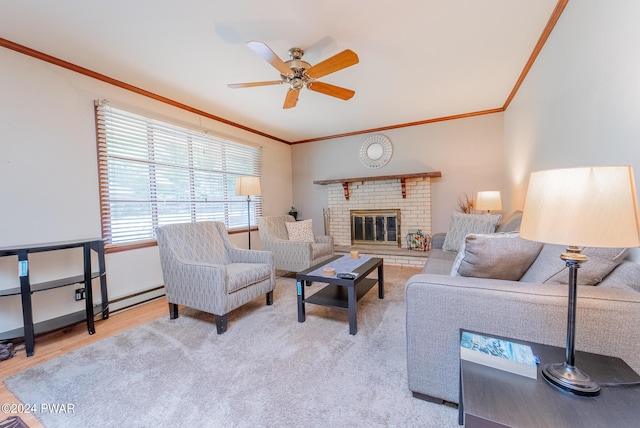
[350,209,401,247]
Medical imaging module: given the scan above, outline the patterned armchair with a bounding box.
[257,215,334,272]
[155,221,275,334]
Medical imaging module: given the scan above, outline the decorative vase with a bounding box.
[406,229,430,251]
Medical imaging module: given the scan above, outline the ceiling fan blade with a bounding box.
[246,41,293,77]
[307,81,355,100]
[305,49,359,79]
[227,80,283,89]
[283,88,300,109]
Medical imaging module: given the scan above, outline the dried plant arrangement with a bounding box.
[457,192,475,213]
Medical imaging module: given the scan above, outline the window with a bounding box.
[95,102,261,247]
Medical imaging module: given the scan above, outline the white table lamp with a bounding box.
[475,191,502,213]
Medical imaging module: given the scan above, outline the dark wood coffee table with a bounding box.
[296,255,383,335]
[459,330,640,427]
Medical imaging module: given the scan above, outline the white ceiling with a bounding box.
[1,0,561,143]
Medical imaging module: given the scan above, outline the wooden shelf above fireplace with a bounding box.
[313,171,441,200]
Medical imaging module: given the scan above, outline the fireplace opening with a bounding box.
[350,209,401,247]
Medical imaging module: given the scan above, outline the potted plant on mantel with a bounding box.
[288,206,298,220]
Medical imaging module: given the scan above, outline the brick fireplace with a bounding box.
[322,175,434,249]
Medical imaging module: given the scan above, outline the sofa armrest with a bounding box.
[228,248,273,265]
[431,233,446,250]
[315,235,334,245]
[405,273,640,404]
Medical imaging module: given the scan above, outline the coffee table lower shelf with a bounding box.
[305,278,377,308]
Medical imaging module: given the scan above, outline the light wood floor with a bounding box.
[0,298,168,427]
[0,265,420,427]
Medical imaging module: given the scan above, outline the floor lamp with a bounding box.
[519,166,640,396]
[235,176,262,249]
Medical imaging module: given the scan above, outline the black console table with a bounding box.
[0,239,109,356]
[459,331,640,427]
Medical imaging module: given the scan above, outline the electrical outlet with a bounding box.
[75,288,86,301]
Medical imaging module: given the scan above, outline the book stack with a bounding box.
[460,331,538,379]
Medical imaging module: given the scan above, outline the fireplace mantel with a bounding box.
[313,171,441,200]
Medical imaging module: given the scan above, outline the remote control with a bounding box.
[337,272,357,280]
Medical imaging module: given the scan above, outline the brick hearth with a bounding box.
[334,245,429,268]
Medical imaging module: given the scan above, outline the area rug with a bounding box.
[4,274,458,427]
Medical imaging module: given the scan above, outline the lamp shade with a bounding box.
[475,191,502,211]
[520,166,640,248]
[235,176,262,196]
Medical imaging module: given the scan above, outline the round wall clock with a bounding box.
[359,134,393,168]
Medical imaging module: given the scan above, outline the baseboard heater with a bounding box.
[0,286,166,340]
[108,285,166,314]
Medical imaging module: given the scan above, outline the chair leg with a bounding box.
[169,303,179,319]
[215,314,228,334]
[305,281,312,287]
[266,291,274,306]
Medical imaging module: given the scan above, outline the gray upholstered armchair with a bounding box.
[257,215,334,272]
[155,221,275,334]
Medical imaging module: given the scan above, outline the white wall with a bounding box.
[504,0,640,260]
[291,113,506,236]
[0,48,292,333]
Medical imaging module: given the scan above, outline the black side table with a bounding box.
[459,330,640,428]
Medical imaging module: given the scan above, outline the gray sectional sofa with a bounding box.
[405,211,640,404]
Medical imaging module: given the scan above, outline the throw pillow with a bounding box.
[442,212,501,253]
[451,233,544,280]
[519,244,628,286]
[285,219,315,242]
[599,262,640,292]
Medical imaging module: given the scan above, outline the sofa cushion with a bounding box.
[519,244,628,285]
[442,212,501,253]
[422,249,458,275]
[496,210,523,233]
[451,233,544,280]
[285,219,315,242]
[599,261,640,291]
[226,263,272,293]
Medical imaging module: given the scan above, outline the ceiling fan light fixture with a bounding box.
[291,78,305,90]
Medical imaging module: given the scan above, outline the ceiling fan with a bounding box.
[228,41,359,109]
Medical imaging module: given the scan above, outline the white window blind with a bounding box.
[95,102,262,246]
